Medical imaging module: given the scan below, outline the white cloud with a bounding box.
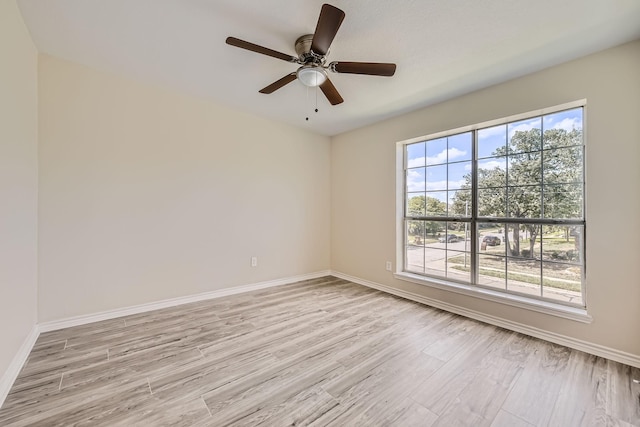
[448,180,468,190]
[478,125,505,140]
[426,150,448,165]
[426,180,447,191]
[428,147,467,164]
[552,117,582,132]
[406,169,425,192]
[408,147,468,168]
[478,159,506,170]
[407,157,425,168]
[423,180,467,191]
[407,176,467,193]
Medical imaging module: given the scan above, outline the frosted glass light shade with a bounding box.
[297,66,327,87]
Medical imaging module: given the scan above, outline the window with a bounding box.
[399,103,585,309]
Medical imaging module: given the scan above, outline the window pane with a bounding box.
[447,251,470,282]
[426,164,447,191]
[479,224,506,256]
[406,246,424,274]
[508,154,541,186]
[541,225,583,264]
[478,125,506,158]
[407,141,425,168]
[506,258,541,297]
[478,158,507,216]
[424,247,446,277]
[508,117,542,154]
[448,161,472,190]
[508,186,541,218]
[406,220,425,246]
[542,261,583,305]
[441,221,468,249]
[448,132,472,162]
[543,146,582,184]
[424,220,446,242]
[425,193,447,216]
[527,224,542,259]
[478,254,506,289]
[406,167,426,192]
[543,183,583,219]
[504,224,541,258]
[543,108,583,149]
[478,157,507,181]
[449,189,471,217]
[478,187,506,217]
[407,193,426,216]
[426,138,448,165]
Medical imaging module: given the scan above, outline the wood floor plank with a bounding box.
[314,351,443,425]
[607,361,640,425]
[490,410,535,427]
[110,395,212,427]
[421,314,491,362]
[547,350,609,426]
[411,324,505,415]
[0,275,638,427]
[202,358,344,426]
[382,398,439,427]
[500,340,572,426]
[431,355,522,427]
[233,385,339,427]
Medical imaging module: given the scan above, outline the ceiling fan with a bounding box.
[225,3,396,105]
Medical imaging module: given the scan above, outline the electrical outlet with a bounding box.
[251,257,258,267]
[385,261,392,271]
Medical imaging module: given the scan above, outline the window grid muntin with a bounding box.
[403,106,585,308]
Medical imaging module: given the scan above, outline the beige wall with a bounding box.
[0,0,39,380]
[38,55,330,322]
[331,40,640,357]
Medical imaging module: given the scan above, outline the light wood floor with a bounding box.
[0,276,638,426]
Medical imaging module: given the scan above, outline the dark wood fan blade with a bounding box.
[332,62,396,76]
[226,37,297,63]
[310,4,345,56]
[319,78,344,105]
[259,73,297,94]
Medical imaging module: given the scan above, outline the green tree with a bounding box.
[451,127,582,257]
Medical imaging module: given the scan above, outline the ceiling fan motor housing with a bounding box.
[295,34,324,64]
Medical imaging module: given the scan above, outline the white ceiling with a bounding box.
[17,0,640,136]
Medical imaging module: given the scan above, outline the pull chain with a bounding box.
[305,83,319,121]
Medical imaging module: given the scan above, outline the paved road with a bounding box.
[407,239,471,265]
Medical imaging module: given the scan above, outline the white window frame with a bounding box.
[394,100,591,322]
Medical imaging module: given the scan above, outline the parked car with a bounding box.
[439,234,460,243]
[482,235,501,246]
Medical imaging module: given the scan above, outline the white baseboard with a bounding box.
[39,270,331,333]
[331,271,640,369]
[0,325,39,409]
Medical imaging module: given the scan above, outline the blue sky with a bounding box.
[406,108,583,204]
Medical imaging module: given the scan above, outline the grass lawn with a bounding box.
[449,264,581,292]
[449,251,581,293]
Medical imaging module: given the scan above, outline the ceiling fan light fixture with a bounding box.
[297,66,327,87]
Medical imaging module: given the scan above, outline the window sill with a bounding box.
[394,271,592,323]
